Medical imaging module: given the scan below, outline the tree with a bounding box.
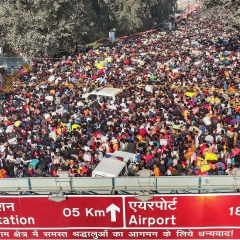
[0,0,177,57]
[0,0,95,58]
[105,0,177,35]
[203,0,240,31]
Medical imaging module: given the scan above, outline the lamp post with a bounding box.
[109,28,116,43]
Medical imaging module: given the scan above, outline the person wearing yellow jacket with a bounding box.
[184,148,194,161]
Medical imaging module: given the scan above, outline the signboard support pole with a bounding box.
[198,177,202,194]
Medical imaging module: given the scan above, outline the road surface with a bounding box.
[177,0,198,11]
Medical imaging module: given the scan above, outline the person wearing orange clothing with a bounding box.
[56,125,62,135]
[0,168,6,178]
[184,148,194,162]
[153,164,160,176]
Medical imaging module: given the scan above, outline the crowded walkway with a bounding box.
[0,4,239,178]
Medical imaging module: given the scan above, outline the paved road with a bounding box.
[177,0,198,11]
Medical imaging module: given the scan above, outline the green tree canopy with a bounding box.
[0,0,95,57]
[0,0,177,58]
[203,0,240,31]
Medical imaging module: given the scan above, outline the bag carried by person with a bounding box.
[217,161,225,175]
[197,158,207,167]
[147,158,154,169]
[29,159,39,169]
[218,161,223,170]
[197,159,210,173]
[202,116,211,126]
[201,164,210,173]
[205,152,218,161]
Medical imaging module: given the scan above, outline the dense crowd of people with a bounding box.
[0,4,240,178]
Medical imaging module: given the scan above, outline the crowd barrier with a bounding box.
[0,176,240,195]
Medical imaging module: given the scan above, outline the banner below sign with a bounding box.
[0,228,236,239]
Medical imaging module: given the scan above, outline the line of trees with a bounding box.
[0,0,177,58]
[203,0,240,32]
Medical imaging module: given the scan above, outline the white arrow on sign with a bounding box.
[106,204,120,222]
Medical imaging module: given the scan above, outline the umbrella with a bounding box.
[72,124,80,131]
[189,126,199,132]
[105,57,112,63]
[96,133,103,138]
[97,68,105,75]
[6,125,14,133]
[83,139,91,149]
[14,121,21,127]
[205,135,214,142]
[64,90,70,95]
[48,75,55,82]
[223,52,229,57]
[8,107,16,111]
[139,128,147,136]
[199,125,206,135]
[96,63,103,69]
[61,117,68,123]
[173,125,180,130]
[74,119,81,124]
[192,107,199,114]
[232,147,240,156]
[8,137,17,145]
[45,96,53,102]
[34,119,41,124]
[99,78,107,83]
[44,113,50,120]
[203,148,212,154]
[62,112,69,118]
[49,131,57,141]
[101,136,108,143]
[60,66,66,72]
[55,98,61,105]
[186,92,194,98]
[191,41,198,45]
[222,94,229,99]
[124,66,134,71]
[145,85,152,92]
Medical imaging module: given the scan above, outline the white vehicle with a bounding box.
[82,87,122,103]
[92,151,136,177]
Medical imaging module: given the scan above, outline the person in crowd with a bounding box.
[153,164,161,176]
